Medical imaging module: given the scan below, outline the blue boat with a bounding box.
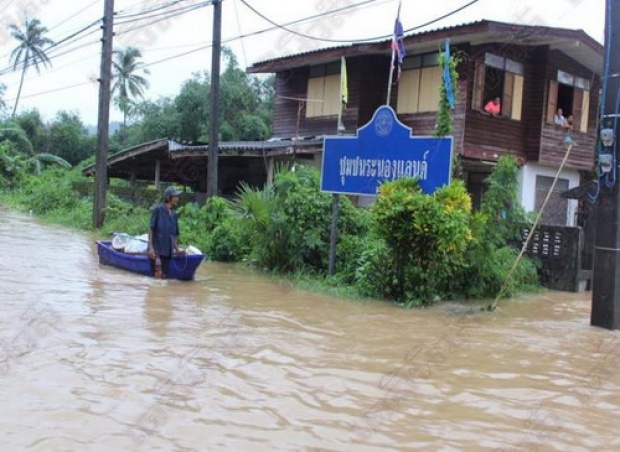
[96,240,205,280]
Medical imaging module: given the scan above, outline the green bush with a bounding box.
[229,164,370,274]
[370,178,473,304]
[354,237,396,300]
[21,169,80,215]
[480,156,532,247]
[209,217,249,262]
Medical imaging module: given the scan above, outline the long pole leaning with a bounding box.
[207,0,222,198]
[92,0,115,228]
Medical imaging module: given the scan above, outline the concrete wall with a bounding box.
[518,162,580,226]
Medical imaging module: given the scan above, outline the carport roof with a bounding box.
[81,138,324,180]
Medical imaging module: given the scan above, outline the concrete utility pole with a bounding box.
[92,0,115,228]
[207,0,222,198]
[591,0,620,329]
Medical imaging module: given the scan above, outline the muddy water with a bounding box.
[0,210,619,451]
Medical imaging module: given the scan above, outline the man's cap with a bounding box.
[164,186,182,198]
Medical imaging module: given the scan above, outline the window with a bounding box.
[472,52,524,120]
[546,70,591,133]
[396,52,441,114]
[306,62,341,118]
[535,176,570,225]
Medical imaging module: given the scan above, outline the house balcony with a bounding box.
[539,123,596,170]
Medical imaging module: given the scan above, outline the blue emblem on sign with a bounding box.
[374,109,393,136]
[320,106,452,196]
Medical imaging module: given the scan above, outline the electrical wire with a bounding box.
[0,0,101,61]
[115,0,210,25]
[114,2,211,37]
[233,0,248,68]
[4,80,95,102]
[239,0,481,44]
[46,0,101,33]
[1,0,483,103]
[115,0,201,19]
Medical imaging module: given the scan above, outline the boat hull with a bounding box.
[97,241,205,280]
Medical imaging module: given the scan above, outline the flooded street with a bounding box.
[1,210,619,451]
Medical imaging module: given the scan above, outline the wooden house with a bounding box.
[248,20,603,225]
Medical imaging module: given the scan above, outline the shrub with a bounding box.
[370,178,473,304]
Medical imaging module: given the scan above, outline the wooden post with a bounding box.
[207,0,222,198]
[155,159,161,189]
[92,0,114,228]
[267,156,274,185]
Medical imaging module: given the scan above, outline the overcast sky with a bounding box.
[0,0,605,125]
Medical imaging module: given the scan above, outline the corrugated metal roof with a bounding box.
[167,138,324,153]
[248,19,602,73]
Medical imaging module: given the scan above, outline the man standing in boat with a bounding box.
[148,186,182,279]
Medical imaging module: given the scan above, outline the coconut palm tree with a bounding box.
[9,18,54,117]
[111,47,150,141]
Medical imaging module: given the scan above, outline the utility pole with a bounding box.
[207,0,222,198]
[92,0,115,228]
[591,0,620,329]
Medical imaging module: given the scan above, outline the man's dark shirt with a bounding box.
[150,204,179,257]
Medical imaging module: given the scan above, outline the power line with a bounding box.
[1,39,101,84]
[0,0,101,61]
[47,0,101,33]
[2,0,482,103]
[115,0,210,25]
[233,0,248,68]
[114,2,211,36]
[239,0,482,44]
[0,19,102,77]
[4,80,94,102]
[115,0,201,19]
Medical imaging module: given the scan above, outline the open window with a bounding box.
[396,52,441,114]
[306,62,341,118]
[546,70,591,133]
[472,52,524,120]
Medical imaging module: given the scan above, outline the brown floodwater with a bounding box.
[0,210,619,451]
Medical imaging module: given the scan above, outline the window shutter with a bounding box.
[419,66,442,112]
[580,90,590,133]
[512,74,524,121]
[397,69,421,114]
[306,78,325,118]
[472,62,485,110]
[572,88,584,131]
[503,72,514,118]
[546,80,558,124]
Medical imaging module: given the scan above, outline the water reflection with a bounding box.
[0,210,619,451]
[142,284,175,338]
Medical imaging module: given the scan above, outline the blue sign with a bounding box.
[320,106,452,196]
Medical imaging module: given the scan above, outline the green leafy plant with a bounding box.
[370,178,473,305]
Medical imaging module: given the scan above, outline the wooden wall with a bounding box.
[270,41,600,171]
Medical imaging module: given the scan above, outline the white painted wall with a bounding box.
[518,163,581,226]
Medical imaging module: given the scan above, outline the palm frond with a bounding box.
[35,153,72,169]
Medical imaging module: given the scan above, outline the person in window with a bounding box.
[563,114,574,131]
[484,97,501,116]
[554,108,566,126]
[148,186,182,279]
